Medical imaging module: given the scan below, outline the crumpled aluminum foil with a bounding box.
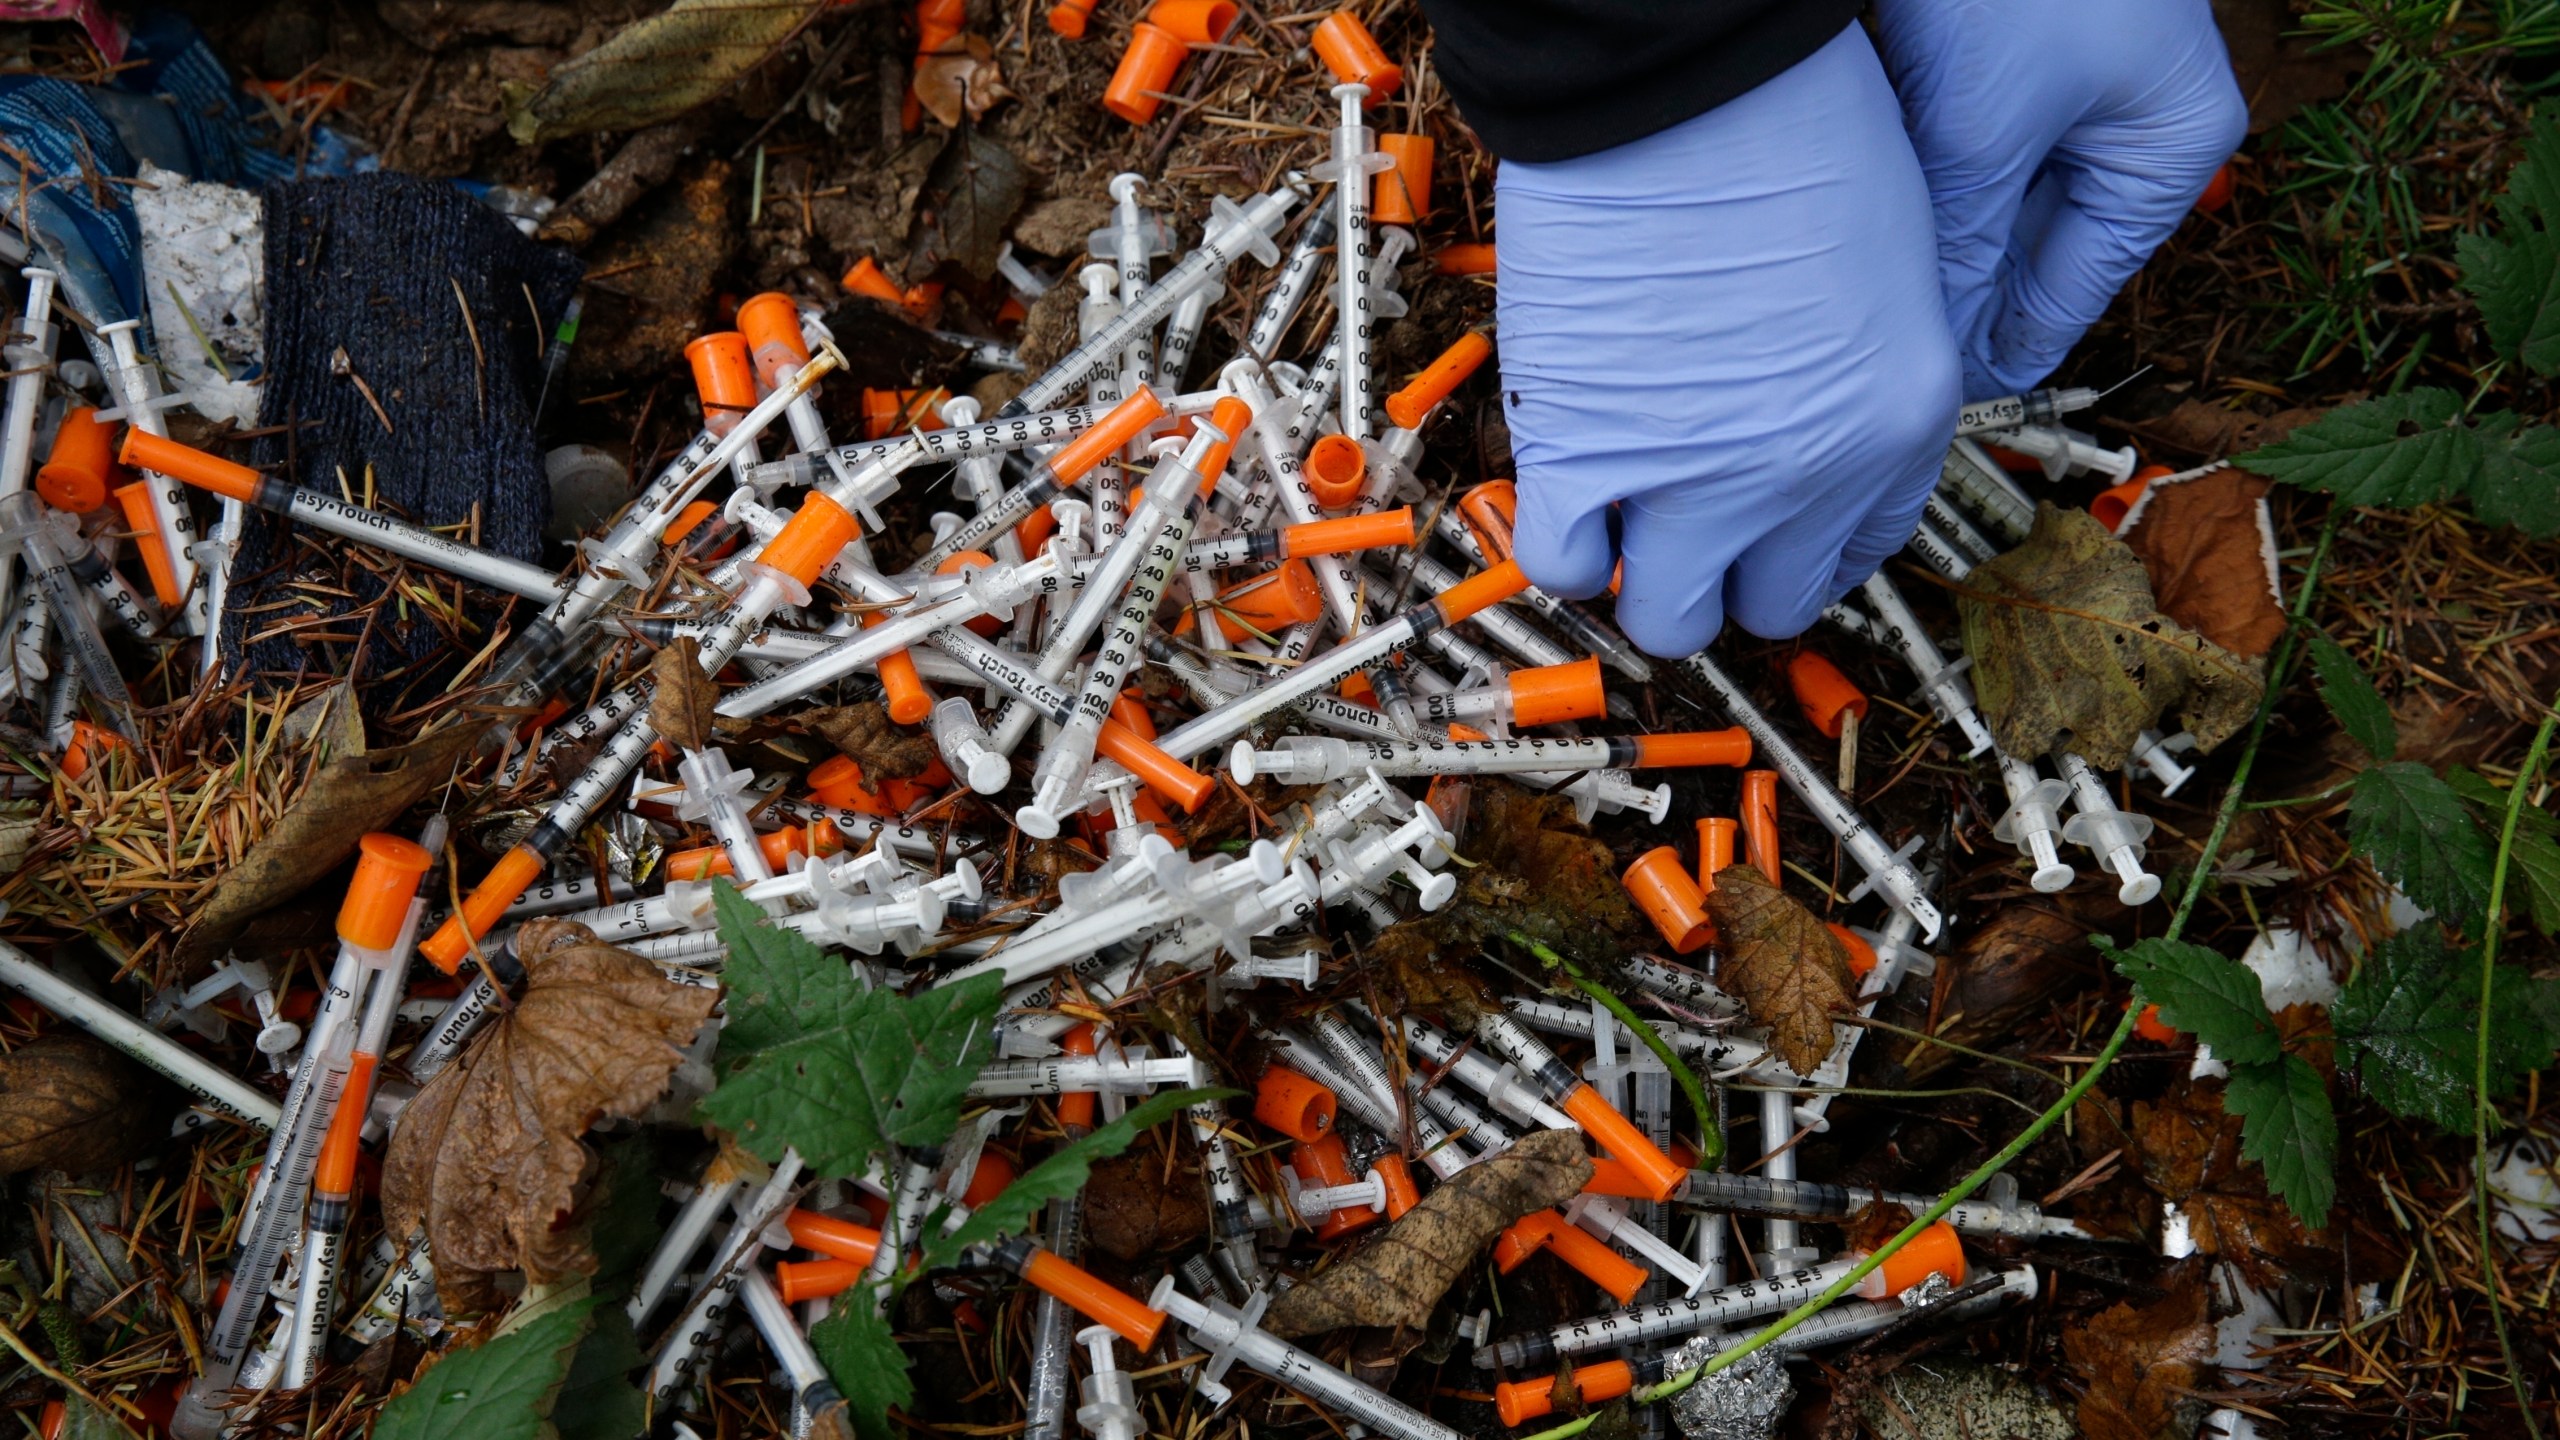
[1664,1336,1791,1440]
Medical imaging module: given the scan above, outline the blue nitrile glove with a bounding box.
[1500,25,1960,658]
[1875,0,2247,399]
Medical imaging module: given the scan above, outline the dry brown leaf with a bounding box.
[913,34,1012,129]
[647,638,722,752]
[907,127,1028,281]
[1265,1127,1591,1338]
[383,920,719,1312]
[2126,1076,2328,1286]
[2062,1270,2214,1440]
[0,1035,161,1175]
[2125,399,2325,459]
[2121,469,2286,659]
[1878,897,2117,1085]
[805,701,941,782]
[1704,866,1856,1076]
[505,0,826,143]
[1083,1150,1206,1260]
[1956,503,2265,769]
[1446,783,1644,970]
[184,725,480,956]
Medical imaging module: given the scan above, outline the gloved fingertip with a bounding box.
[1512,491,1617,601]
[1723,565,1834,643]
[1611,560,1725,660]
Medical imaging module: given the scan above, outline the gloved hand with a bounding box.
[1874,0,2247,398]
[1499,25,1959,658]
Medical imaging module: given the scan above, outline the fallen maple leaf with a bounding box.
[2062,1270,2214,1440]
[647,638,722,753]
[1704,866,1857,1076]
[2121,468,2286,659]
[1264,1127,1591,1337]
[0,1034,161,1175]
[383,920,720,1311]
[1957,503,2264,769]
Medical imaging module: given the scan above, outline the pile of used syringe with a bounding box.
[0,12,2202,1437]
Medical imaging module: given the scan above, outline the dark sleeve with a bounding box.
[1416,0,1868,162]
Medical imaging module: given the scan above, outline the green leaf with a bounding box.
[699,881,1004,1176]
[552,1306,647,1440]
[2445,765,2560,935]
[2348,763,2498,920]
[2305,632,2396,760]
[2234,389,2481,508]
[811,1289,913,1440]
[375,1294,601,1440]
[2469,422,2560,536]
[2457,108,2560,376]
[914,1087,1230,1278]
[2490,965,2560,1087]
[2335,927,2480,1130]
[2224,1055,2337,1229]
[2105,938,2280,1065]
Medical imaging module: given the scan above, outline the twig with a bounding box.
[2472,689,2556,1440]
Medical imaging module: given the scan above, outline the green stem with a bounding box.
[2472,694,2557,1440]
[2236,777,2357,811]
[1522,515,2344,1440]
[1508,931,1724,1168]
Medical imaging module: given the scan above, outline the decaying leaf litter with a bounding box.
[0,2,2550,1439]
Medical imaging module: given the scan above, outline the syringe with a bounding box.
[96,317,206,636]
[1474,1011,1685,1200]
[0,268,56,505]
[1231,729,1749,786]
[1147,1279,1467,1440]
[2056,751,2162,904]
[1149,559,1532,762]
[1671,648,1941,939]
[737,1269,848,1427]
[0,941,280,1129]
[281,945,407,1388]
[1953,385,2102,438]
[912,389,1169,573]
[1581,1160,2092,1240]
[1001,176,1304,417]
[120,431,572,603]
[1314,83,1395,441]
[0,493,136,736]
[1019,398,1250,835]
[1473,1221,1968,1370]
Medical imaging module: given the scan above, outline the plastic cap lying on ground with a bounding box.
[1435,242,1496,276]
[1104,23,1187,125]
[1303,433,1366,509]
[1787,651,1868,740]
[1624,845,1711,954]
[1373,133,1434,226]
[735,293,811,389]
[1253,1064,1336,1142]
[112,479,182,606]
[37,405,116,513]
[1858,1220,1967,1297]
[2091,464,2174,533]
[1312,11,1401,97]
[1147,0,1236,42]
[1180,559,1324,642]
[1384,331,1490,432]
[685,332,757,437]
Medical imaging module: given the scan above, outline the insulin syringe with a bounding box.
[1953,385,2102,438]
[1230,729,1748,785]
[1474,1222,1969,1370]
[1148,1279,1467,1440]
[1581,1158,2093,1240]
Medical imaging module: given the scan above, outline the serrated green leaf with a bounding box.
[2234,389,2482,508]
[2223,1055,2337,1229]
[915,1087,1229,1279]
[2348,762,2498,920]
[2336,927,2479,1130]
[552,1305,647,1440]
[2445,765,2560,935]
[2491,965,2560,1084]
[375,1294,600,1440]
[2471,422,2560,536]
[811,1289,913,1440]
[2457,109,2560,376]
[2305,632,2396,760]
[2105,937,2280,1065]
[699,880,1003,1177]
